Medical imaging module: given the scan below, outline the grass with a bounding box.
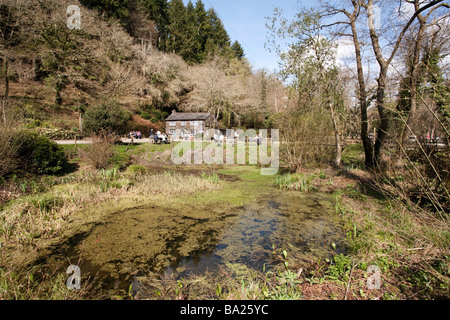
[2,140,449,300]
[275,172,318,192]
[0,164,226,299]
[342,144,365,169]
[329,181,450,299]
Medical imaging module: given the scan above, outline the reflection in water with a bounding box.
[166,191,344,278]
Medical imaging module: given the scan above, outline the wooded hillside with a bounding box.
[0,0,285,135]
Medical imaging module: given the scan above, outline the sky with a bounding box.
[184,1,450,79]
[183,0,318,73]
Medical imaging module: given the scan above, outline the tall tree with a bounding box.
[182,0,197,63]
[364,0,446,166]
[142,0,170,51]
[167,0,187,55]
[231,40,245,60]
[205,8,230,56]
[397,0,449,153]
[266,9,346,166]
[79,0,130,27]
[192,0,210,63]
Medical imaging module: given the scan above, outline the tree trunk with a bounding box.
[55,79,63,105]
[1,57,9,126]
[329,101,342,166]
[350,18,374,167]
[367,1,390,167]
[399,5,428,154]
[373,73,389,165]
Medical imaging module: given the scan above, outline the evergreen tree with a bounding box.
[167,0,187,54]
[79,0,130,27]
[193,0,210,63]
[182,1,197,63]
[205,8,230,56]
[231,40,245,60]
[141,0,170,51]
[420,47,450,126]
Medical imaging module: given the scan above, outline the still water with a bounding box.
[56,189,344,295]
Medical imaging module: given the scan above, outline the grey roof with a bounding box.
[165,112,211,121]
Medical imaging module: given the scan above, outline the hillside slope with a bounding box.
[0,0,285,136]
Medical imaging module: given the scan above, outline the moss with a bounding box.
[342,144,365,168]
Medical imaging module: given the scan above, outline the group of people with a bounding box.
[152,131,169,144]
[128,131,143,139]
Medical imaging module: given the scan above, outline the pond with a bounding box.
[51,187,345,297]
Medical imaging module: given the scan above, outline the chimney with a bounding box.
[172,110,176,114]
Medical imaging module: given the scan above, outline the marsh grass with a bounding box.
[275,172,316,192]
[0,169,222,248]
[331,185,450,299]
[0,264,93,300]
[134,265,304,300]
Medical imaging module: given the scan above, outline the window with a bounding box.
[181,121,186,127]
[190,121,197,126]
[169,122,176,127]
[169,129,175,135]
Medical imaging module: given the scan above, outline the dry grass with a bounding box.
[0,169,222,248]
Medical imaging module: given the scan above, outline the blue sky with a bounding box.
[183,0,317,73]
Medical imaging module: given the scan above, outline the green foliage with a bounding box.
[2,130,67,176]
[126,164,147,177]
[31,136,68,175]
[83,103,132,134]
[201,172,220,184]
[275,173,316,192]
[325,254,353,283]
[30,194,64,214]
[79,0,130,27]
[231,40,245,60]
[342,144,365,169]
[142,0,170,50]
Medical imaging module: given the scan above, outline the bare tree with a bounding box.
[397,1,450,153]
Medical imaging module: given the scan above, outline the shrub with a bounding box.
[0,126,22,176]
[126,165,147,177]
[109,151,131,170]
[82,102,132,135]
[31,136,68,175]
[0,128,67,176]
[84,133,118,169]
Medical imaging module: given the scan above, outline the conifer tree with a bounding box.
[142,0,170,51]
[205,8,230,57]
[167,0,187,54]
[193,0,210,63]
[79,0,130,27]
[231,40,245,60]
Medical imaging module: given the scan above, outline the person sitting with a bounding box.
[155,131,162,144]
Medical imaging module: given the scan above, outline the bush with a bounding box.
[109,152,131,170]
[31,136,68,174]
[126,165,147,177]
[0,128,67,176]
[83,102,132,135]
[0,126,22,176]
[84,133,119,169]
